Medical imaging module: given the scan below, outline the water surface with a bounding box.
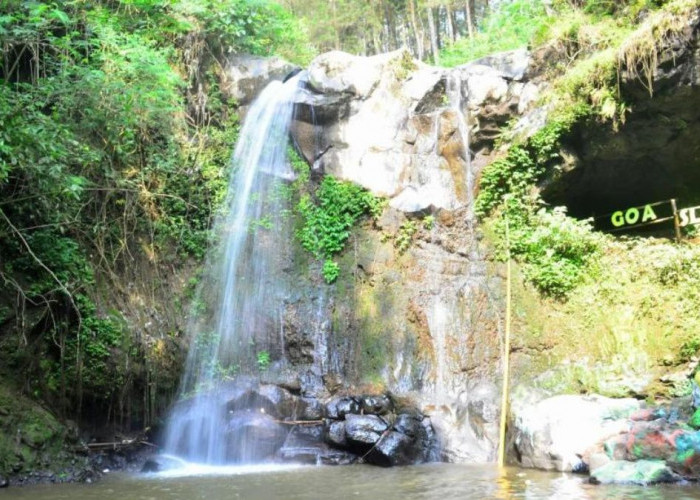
[3,463,700,500]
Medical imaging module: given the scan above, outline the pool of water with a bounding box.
[2,463,699,500]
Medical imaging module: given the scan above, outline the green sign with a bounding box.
[610,204,659,227]
[594,200,675,232]
[679,205,700,227]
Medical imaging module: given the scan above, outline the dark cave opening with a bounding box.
[541,86,700,234]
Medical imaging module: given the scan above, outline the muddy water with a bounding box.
[2,464,700,500]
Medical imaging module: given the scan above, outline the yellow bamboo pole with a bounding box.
[497,201,512,468]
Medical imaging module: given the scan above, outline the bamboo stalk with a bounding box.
[498,199,512,468]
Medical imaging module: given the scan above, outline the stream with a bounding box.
[2,464,700,500]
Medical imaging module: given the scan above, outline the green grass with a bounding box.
[439,0,549,66]
[511,237,700,398]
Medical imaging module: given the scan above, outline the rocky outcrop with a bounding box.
[290,48,538,213]
[509,391,642,472]
[274,51,537,464]
[509,390,700,484]
[221,55,298,106]
[160,379,437,468]
[276,205,506,463]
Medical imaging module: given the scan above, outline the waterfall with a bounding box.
[446,70,474,218]
[162,75,301,464]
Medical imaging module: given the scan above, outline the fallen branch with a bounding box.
[274,420,324,425]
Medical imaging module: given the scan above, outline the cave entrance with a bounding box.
[541,86,700,237]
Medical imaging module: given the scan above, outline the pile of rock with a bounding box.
[509,391,700,485]
[157,379,438,469]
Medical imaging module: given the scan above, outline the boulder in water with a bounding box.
[325,420,348,448]
[590,460,679,485]
[224,410,288,463]
[369,431,419,467]
[325,396,360,419]
[510,393,641,472]
[0,476,8,488]
[360,394,393,416]
[140,459,160,473]
[344,414,389,449]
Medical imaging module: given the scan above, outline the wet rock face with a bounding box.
[290,48,538,213]
[275,205,505,463]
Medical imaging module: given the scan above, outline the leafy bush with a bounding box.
[509,207,602,298]
[256,350,271,371]
[395,220,418,254]
[322,260,341,284]
[476,117,581,218]
[296,175,383,283]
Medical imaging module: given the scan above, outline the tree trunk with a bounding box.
[465,0,474,39]
[447,4,459,41]
[408,0,424,60]
[372,28,382,55]
[427,7,439,64]
[385,1,398,51]
[444,5,453,42]
[331,0,341,50]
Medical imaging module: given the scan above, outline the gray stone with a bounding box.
[281,424,324,448]
[224,411,289,462]
[590,460,679,485]
[370,431,417,466]
[510,392,641,472]
[325,396,359,419]
[221,56,297,105]
[291,49,537,213]
[325,420,348,448]
[345,414,389,447]
[469,48,531,81]
[307,50,387,98]
[360,394,393,415]
[299,398,324,420]
[226,384,296,419]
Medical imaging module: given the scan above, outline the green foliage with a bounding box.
[256,350,271,371]
[553,0,668,17]
[476,117,582,218]
[296,175,383,274]
[477,112,601,298]
[439,0,549,66]
[395,220,418,254]
[652,246,700,286]
[176,0,314,65]
[508,207,602,297]
[679,337,700,362]
[422,215,436,230]
[322,259,340,284]
[0,0,309,420]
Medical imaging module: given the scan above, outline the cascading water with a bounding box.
[163,76,301,464]
[446,71,474,219]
